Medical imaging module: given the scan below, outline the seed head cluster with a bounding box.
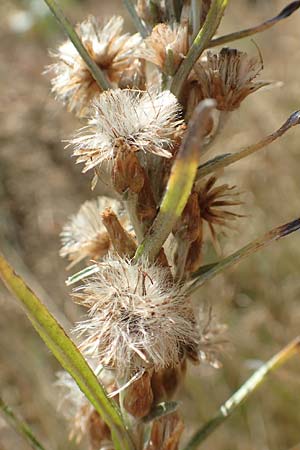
[43,0,300,448]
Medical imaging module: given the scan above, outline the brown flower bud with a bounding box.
[112,140,145,194]
[151,359,187,403]
[123,371,154,418]
[102,208,137,258]
[88,410,111,450]
[145,412,184,450]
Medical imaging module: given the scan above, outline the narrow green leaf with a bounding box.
[44,0,111,90]
[184,336,300,450]
[66,263,99,286]
[122,0,149,37]
[171,0,229,97]
[0,396,46,450]
[143,401,179,423]
[0,253,134,450]
[134,99,216,262]
[208,1,300,49]
[189,218,300,293]
[196,111,300,180]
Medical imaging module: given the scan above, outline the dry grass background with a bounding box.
[0,1,300,449]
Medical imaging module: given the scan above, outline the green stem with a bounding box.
[134,99,216,262]
[196,111,300,180]
[189,218,300,293]
[207,1,300,49]
[184,337,300,450]
[44,0,110,90]
[171,0,229,97]
[123,0,150,37]
[0,396,47,450]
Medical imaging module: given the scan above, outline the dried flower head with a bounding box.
[138,23,188,75]
[60,197,124,267]
[189,47,270,111]
[195,175,243,246]
[71,89,184,172]
[74,256,200,375]
[48,16,142,116]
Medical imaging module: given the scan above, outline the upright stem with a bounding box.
[171,0,228,97]
[44,0,111,90]
[123,0,150,37]
[184,337,300,450]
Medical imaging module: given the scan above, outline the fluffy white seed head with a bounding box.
[60,197,124,267]
[71,89,184,173]
[47,16,142,116]
[74,256,200,376]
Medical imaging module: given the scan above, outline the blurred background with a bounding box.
[1,1,300,449]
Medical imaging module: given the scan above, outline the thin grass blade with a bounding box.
[134,99,216,262]
[196,111,300,180]
[171,0,229,97]
[184,336,300,449]
[0,396,46,450]
[44,0,110,90]
[208,1,300,48]
[189,218,300,293]
[122,0,149,37]
[0,253,134,450]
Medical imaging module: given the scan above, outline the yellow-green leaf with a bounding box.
[0,253,134,450]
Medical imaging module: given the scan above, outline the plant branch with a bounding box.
[196,111,300,180]
[171,0,229,97]
[122,0,149,37]
[134,99,216,262]
[207,1,300,49]
[183,336,300,450]
[43,0,111,90]
[0,396,47,450]
[0,253,135,450]
[188,217,300,293]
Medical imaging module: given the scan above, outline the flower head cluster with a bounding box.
[60,197,124,267]
[74,256,200,375]
[189,47,270,111]
[48,16,142,116]
[71,89,184,172]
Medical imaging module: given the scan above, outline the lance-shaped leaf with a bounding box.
[183,336,300,449]
[122,0,149,37]
[0,395,46,450]
[134,99,216,262]
[171,0,229,97]
[44,0,110,90]
[188,218,300,293]
[208,1,300,48]
[0,253,134,450]
[196,111,300,180]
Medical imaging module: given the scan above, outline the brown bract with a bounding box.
[187,47,271,112]
[195,175,243,247]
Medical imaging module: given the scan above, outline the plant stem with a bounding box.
[188,218,300,293]
[207,1,300,49]
[134,99,216,262]
[196,110,300,180]
[44,0,110,90]
[171,0,228,97]
[123,0,150,37]
[0,396,47,450]
[184,336,300,450]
